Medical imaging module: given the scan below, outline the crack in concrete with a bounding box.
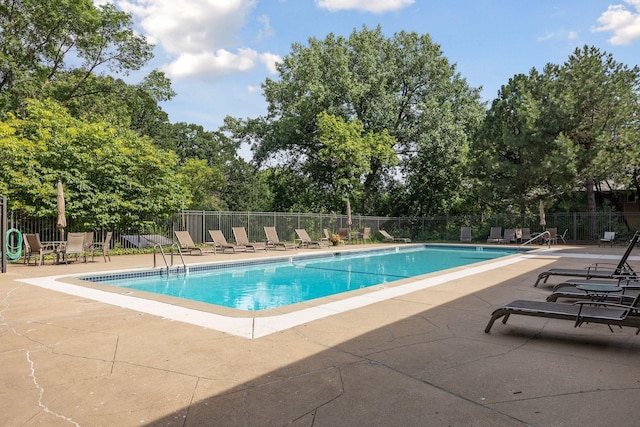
[25,349,81,426]
[3,285,80,426]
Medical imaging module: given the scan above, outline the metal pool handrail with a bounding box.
[519,231,550,250]
[153,243,188,275]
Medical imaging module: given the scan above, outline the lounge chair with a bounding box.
[57,232,88,263]
[232,227,266,251]
[174,230,207,255]
[485,293,640,334]
[534,230,640,286]
[355,227,371,244]
[498,228,516,244]
[322,229,331,245]
[460,227,472,242]
[295,228,323,248]
[264,226,296,250]
[24,233,58,266]
[599,231,616,247]
[486,227,502,243]
[90,231,112,262]
[546,278,640,303]
[208,229,248,253]
[379,229,411,243]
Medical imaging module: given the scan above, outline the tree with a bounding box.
[0,99,188,228]
[554,46,640,226]
[230,26,484,216]
[0,1,153,112]
[176,158,226,211]
[472,46,640,233]
[316,111,396,201]
[471,72,578,215]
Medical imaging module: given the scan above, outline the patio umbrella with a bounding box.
[56,180,66,240]
[539,200,546,229]
[346,198,352,227]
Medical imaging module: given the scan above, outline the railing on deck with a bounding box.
[7,209,640,249]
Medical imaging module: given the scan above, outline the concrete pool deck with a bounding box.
[2,243,640,425]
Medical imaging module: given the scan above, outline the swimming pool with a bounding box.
[81,245,523,310]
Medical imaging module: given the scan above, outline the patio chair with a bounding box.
[355,227,371,244]
[498,228,517,244]
[174,230,207,255]
[599,231,616,247]
[486,227,502,243]
[545,227,558,245]
[90,231,112,262]
[534,231,640,286]
[57,232,88,264]
[24,233,58,266]
[520,228,532,243]
[558,228,568,244]
[264,226,296,250]
[460,227,472,243]
[232,227,266,251]
[485,292,640,334]
[338,228,351,243]
[295,228,323,248]
[208,229,248,253]
[379,229,411,243]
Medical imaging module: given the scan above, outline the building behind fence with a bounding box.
[7,208,640,250]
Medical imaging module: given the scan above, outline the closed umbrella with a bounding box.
[346,198,352,227]
[56,180,66,240]
[539,200,546,229]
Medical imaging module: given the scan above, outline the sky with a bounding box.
[97,0,640,149]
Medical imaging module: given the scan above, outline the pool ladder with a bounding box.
[153,243,188,275]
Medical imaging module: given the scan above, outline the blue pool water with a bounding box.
[84,245,522,310]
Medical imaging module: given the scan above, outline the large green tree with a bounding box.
[229,26,484,216]
[471,71,578,215]
[472,46,640,233]
[0,0,153,113]
[554,46,640,218]
[0,99,188,228]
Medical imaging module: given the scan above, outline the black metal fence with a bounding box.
[8,209,640,250]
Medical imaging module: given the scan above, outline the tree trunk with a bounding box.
[585,179,598,240]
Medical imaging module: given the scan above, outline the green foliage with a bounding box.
[0,0,153,113]
[316,111,396,197]
[230,26,484,216]
[471,46,640,220]
[0,99,188,227]
[176,158,226,211]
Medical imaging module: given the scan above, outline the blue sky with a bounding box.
[99,0,640,137]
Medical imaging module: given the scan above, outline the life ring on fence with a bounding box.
[5,228,23,262]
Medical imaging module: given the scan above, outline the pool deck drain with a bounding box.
[3,243,640,425]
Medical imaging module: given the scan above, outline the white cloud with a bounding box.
[114,0,278,80]
[316,0,414,13]
[258,52,282,74]
[256,15,274,40]
[593,1,640,45]
[163,48,259,80]
[247,85,261,93]
[536,30,579,42]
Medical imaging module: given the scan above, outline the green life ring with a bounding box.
[5,228,23,262]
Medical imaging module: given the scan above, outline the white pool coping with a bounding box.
[21,250,636,339]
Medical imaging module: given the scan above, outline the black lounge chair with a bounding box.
[485,294,640,334]
[533,231,640,287]
[546,278,640,303]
